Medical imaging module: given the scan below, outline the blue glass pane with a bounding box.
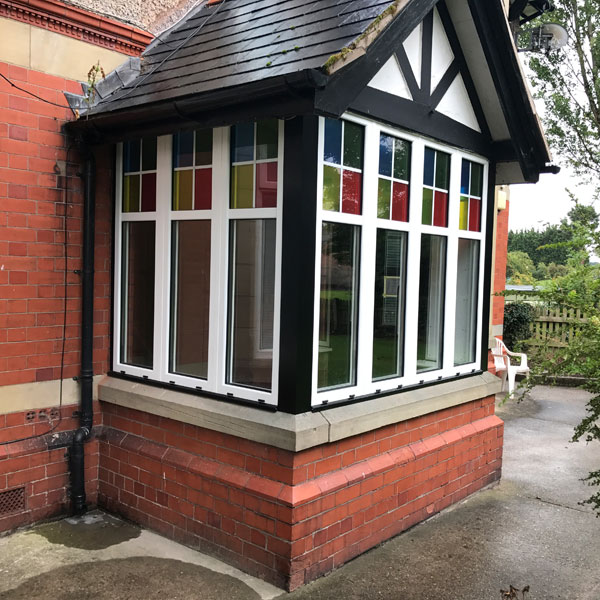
[461,159,470,195]
[173,131,194,168]
[124,140,140,173]
[323,118,342,164]
[379,134,393,177]
[423,147,435,186]
[231,122,255,163]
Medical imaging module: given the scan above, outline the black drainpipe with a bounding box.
[69,149,95,515]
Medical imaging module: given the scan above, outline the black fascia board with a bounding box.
[313,0,439,117]
[66,69,328,143]
[467,0,551,182]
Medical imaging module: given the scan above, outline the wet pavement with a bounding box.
[0,386,598,600]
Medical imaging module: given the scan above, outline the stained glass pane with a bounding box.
[231,164,254,208]
[173,169,193,211]
[256,119,278,160]
[195,129,213,166]
[317,222,359,389]
[379,134,393,177]
[120,221,155,368]
[256,162,278,208]
[142,137,157,171]
[423,148,435,186]
[459,196,469,230]
[392,182,409,222]
[141,173,156,212]
[433,190,448,227]
[454,239,479,366]
[343,121,363,169]
[123,140,140,173]
[194,168,212,210]
[342,170,361,215]
[470,162,483,197]
[469,198,481,232]
[323,165,341,211]
[422,188,433,225]
[435,151,450,190]
[170,220,211,379]
[123,174,140,212]
[373,229,407,380]
[231,122,254,163]
[173,131,194,168]
[393,139,410,181]
[460,159,470,195]
[377,178,391,219]
[324,118,342,164]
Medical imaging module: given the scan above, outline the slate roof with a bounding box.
[84,0,395,116]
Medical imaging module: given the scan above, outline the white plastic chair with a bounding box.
[492,337,529,394]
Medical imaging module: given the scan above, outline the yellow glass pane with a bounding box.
[459,196,468,230]
[123,174,140,212]
[231,164,254,208]
[173,170,193,211]
[323,165,341,211]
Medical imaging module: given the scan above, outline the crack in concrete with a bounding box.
[530,494,591,514]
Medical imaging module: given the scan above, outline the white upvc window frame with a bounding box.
[113,123,284,406]
[312,113,488,406]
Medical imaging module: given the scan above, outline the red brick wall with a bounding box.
[99,397,503,590]
[0,61,112,387]
[0,403,102,532]
[492,198,510,331]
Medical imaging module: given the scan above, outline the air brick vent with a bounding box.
[0,487,26,515]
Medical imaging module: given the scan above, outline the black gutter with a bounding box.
[69,150,95,515]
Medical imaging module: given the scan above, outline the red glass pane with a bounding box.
[141,172,156,212]
[433,190,448,227]
[256,162,278,208]
[342,170,361,215]
[469,197,481,232]
[391,181,409,222]
[194,168,212,210]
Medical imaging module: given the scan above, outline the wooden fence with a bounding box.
[529,306,588,347]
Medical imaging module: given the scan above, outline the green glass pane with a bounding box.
[459,196,469,230]
[470,162,483,197]
[195,129,213,166]
[231,164,254,208]
[377,178,391,219]
[256,119,278,160]
[393,139,410,181]
[323,165,341,211]
[435,151,450,190]
[141,137,157,171]
[173,170,193,211]
[123,174,140,212]
[422,188,433,225]
[343,121,364,169]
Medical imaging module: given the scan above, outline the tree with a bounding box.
[506,251,535,284]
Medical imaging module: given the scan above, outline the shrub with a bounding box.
[503,302,535,350]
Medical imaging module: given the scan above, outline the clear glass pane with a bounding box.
[228,219,276,391]
[123,174,140,212]
[173,131,194,168]
[393,139,410,181]
[377,178,391,219]
[373,229,407,380]
[173,169,194,210]
[435,151,450,190]
[417,234,446,373]
[195,129,213,166]
[231,122,255,163]
[343,121,364,169]
[379,134,393,177]
[170,221,211,379]
[324,118,342,164]
[231,164,254,208]
[454,239,480,365]
[142,137,157,171]
[256,119,278,160]
[317,222,359,390]
[323,165,341,211]
[120,221,155,368]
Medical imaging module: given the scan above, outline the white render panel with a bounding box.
[431,8,454,92]
[367,55,412,100]
[436,74,481,132]
[403,24,422,88]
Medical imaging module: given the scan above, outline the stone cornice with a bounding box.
[0,0,153,56]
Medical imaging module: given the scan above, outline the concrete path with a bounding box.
[0,386,598,599]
